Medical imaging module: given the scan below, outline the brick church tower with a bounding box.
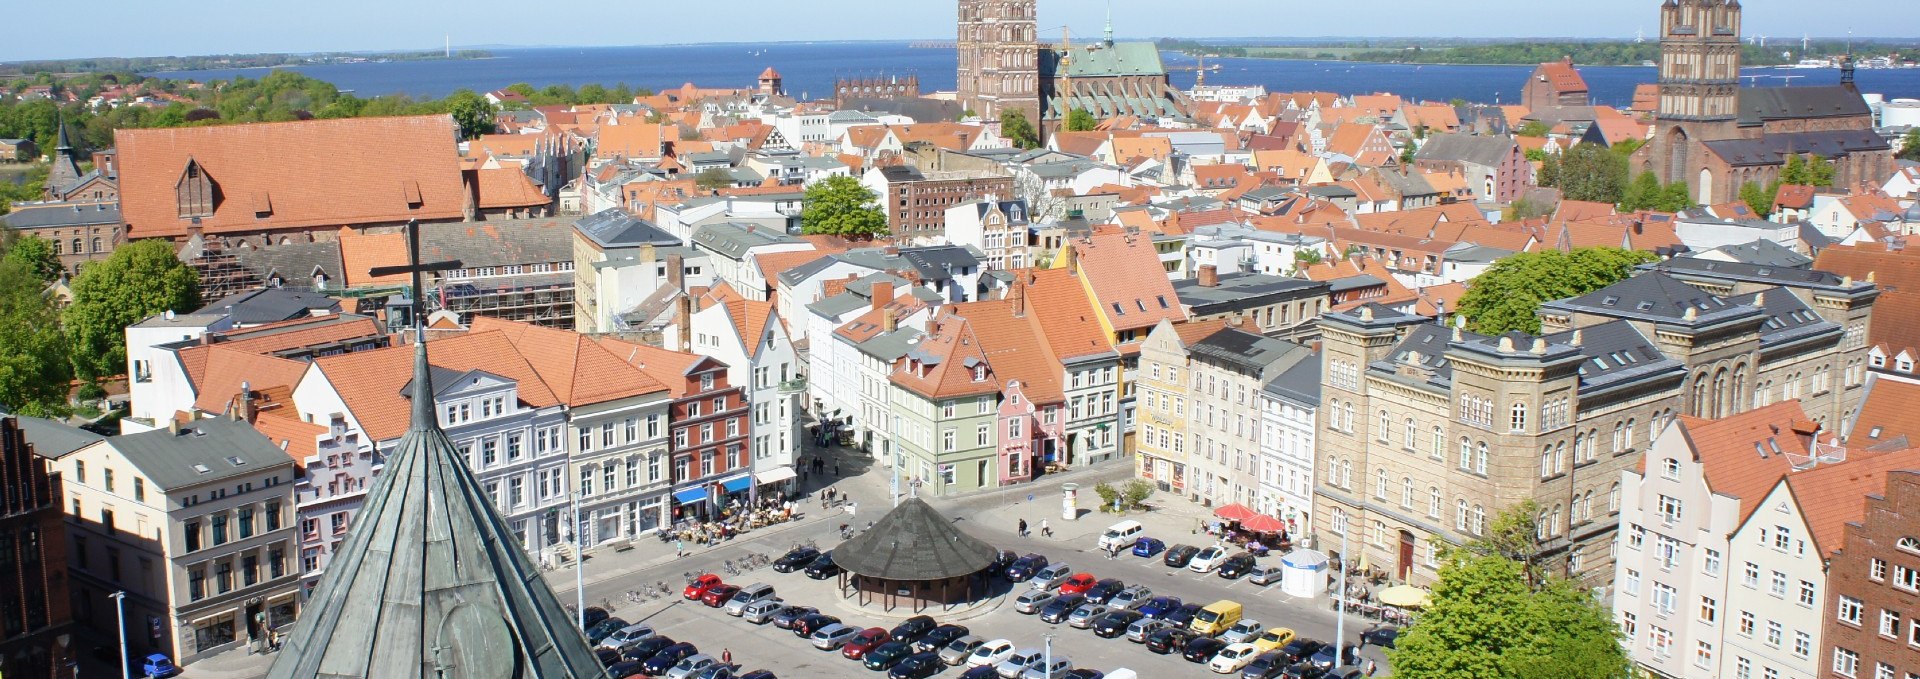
[956,0,1040,122]
[1645,0,1743,203]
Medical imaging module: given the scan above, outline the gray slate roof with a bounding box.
[833,497,999,581]
[1190,327,1314,376]
[1263,351,1322,406]
[0,201,120,229]
[692,221,800,259]
[1173,273,1328,315]
[575,208,680,248]
[1415,133,1517,168]
[1541,320,1686,392]
[196,288,341,326]
[1697,240,1813,268]
[1544,272,1762,326]
[102,418,291,490]
[1703,129,1889,168]
[1737,85,1874,126]
[14,415,105,459]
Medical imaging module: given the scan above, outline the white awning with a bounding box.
[755,467,798,484]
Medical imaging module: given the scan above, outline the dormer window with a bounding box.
[973,366,986,382]
[176,159,217,218]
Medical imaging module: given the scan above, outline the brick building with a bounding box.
[0,416,74,679]
[595,335,752,524]
[1521,58,1591,111]
[865,165,1014,242]
[1822,470,1920,679]
[956,0,1188,137]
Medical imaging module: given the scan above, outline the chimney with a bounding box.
[168,417,182,435]
[675,293,694,352]
[1010,276,1027,317]
[640,242,657,268]
[666,253,685,292]
[882,308,898,333]
[871,281,895,311]
[234,381,256,423]
[1198,264,1219,288]
[1065,243,1080,276]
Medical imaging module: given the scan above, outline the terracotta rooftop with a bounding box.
[191,347,310,415]
[469,316,667,405]
[592,336,715,398]
[474,168,551,209]
[1851,377,1920,450]
[314,331,559,441]
[1674,401,1816,526]
[1068,231,1185,333]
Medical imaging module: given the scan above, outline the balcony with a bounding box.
[778,377,807,394]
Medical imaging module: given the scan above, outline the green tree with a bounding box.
[1619,172,1694,212]
[1740,180,1781,218]
[63,240,200,381]
[1000,109,1039,150]
[1546,143,1629,204]
[0,237,72,417]
[1121,479,1155,511]
[1093,482,1121,512]
[1066,108,1097,132]
[1900,129,1920,163]
[505,82,536,97]
[799,176,888,238]
[1387,503,1629,679]
[2,235,62,282]
[443,89,495,140]
[1514,121,1550,138]
[1453,248,1657,335]
[1779,153,1836,187]
[694,168,734,192]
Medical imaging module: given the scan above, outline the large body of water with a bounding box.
[149,42,1920,107]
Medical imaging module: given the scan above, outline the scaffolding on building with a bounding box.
[438,274,575,330]
[184,239,264,301]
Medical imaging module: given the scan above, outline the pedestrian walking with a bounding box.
[722,649,732,664]
[1017,519,1028,537]
[1364,659,1377,676]
[675,539,684,558]
[1040,519,1051,538]
[834,463,840,476]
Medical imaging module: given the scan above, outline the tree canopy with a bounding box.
[1900,129,1920,163]
[444,90,496,140]
[1388,502,1630,679]
[63,240,201,382]
[1740,180,1780,218]
[1453,248,1657,335]
[1619,172,1694,213]
[1066,108,1098,132]
[1538,143,1628,205]
[694,167,734,191]
[2,234,61,282]
[1779,153,1836,188]
[0,235,72,417]
[800,176,888,238]
[1001,109,1040,150]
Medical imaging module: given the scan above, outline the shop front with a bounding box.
[671,485,711,522]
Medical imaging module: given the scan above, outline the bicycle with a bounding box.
[723,560,738,576]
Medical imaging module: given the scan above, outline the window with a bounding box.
[1770,570,1788,597]
[1428,487,1441,518]
[1838,595,1863,625]
[1704,548,1721,576]
[1699,596,1718,624]
[1742,562,1759,588]
[265,502,280,531]
[1897,565,1920,592]
[976,423,990,447]
[1872,558,1887,581]
[1652,582,1677,614]
[1765,620,1782,648]
[1624,569,1641,595]
[1799,580,1816,607]
[211,514,228,545]
[1695,640,1713,669]
[1833,648,1858,677]
[185,522,201,552]
[133,478,145,503]
[1663,457,1681,480]
[1739,611,1754,636]
[942,429,956,452]
[1658,495,1683,524]
[1883,610,1903,638]
[579,466,594,496]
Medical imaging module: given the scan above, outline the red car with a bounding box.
[701,583,741,607]
[840,628,891,659]
[683,574,723,600]
[1059,573,1098,596]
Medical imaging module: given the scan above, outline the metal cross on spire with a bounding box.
[366,219,463,429]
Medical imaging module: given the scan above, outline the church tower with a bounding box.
[956,0,1039,122]
[1647,0,1743,200]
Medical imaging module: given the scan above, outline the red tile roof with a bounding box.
[252,411,326,463]
[314,332,559,441]
[1783,446,1920,557]
[1851,377,1920,450]
[1676,401,1815,525]
[592,336,715,398]
[474,168,551,209]
[469,316,668,405]
[1535,60,1589,94]
[1068,232,1185,333]
[118,115,468,238]
[191,347,311,414]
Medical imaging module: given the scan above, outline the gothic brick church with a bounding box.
[1637,0,1891,205]
[955,0,1189,137]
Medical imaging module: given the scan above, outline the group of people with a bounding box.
[672,496,799,557]
[1015,518,1053,539]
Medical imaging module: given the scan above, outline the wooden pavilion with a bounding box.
[834,498,1000,612]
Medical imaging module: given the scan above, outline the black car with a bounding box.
[768,605,816,629]
[1279,663,1329,679]
[772,546,821,573]
[862,641,914,671]
[594,648,624,667]
[1360,627,1400,649]
[640,642,697,675]
[586,617,630,645]
[1183,636,1229,663]
[1039,594,1088,624]
[1092,610,1145,638]
[914,624,970,654]
[1146,627,1199,654]
[989,550,1018,575]
[1083,578,1126,605]
[606,660,647,678]
[1240,652,1290,679]
[889,615,938,645]
[1005,553,1049,581]
[738,672,777,679]
[1217,553,1258,579]
[887,652,945,679]
[1165,603,1205,627]
[804,552,841,579]
[581,606,612,630]
[1064,670,1104,679]
[1162,544,1201,568]
[1278,639,1327,663]
[621,636,676,662]
[959,665,999,679]
[791,613,841,638]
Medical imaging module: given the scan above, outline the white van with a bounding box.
[1097,520,1145,551]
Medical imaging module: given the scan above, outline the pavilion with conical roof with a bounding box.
[266,222,607,678]
[834,497,1000,612]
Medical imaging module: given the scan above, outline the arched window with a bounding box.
[1375,469,1389,499]
[1550,505,1562,536]
[1429,486,1441,518]
[1401,477,1414,508]
[1343,402,1355,432]
[1404,419,1416,448]
[1554,441,1566,473]
[1511,402,1528,432]
[1540,446,1554,478]
[1608,482,1622,513]
[1456,499,1469,531]
[1431,426,1444,458]
[1899,537,1920,554]
[1476,442,1489,474]
[1612,422,1624,453]
[1339,459,1352,488]
[1472,505,1487,535]
[1459,437,1472,471]
[1378,410,1391,443]
[90,236,101,253]
[1625,418,1637,449]
[70,238,82,254]
[1326,456,1339,485]
[51,240,61,255]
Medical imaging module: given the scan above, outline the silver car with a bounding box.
[1014,589,1057,614]
[1125,618,1172,643]
[1246,565,1283,586]
[1108,585,1154,610]
[939,635,986,665]
[740,598,785,624]
[664,654,718,679]
[1019,657,1072,679]
[1065,603,1109,629]
[994,649,1044,678]
[1029,562,1073,590]
[810,623,861,650]
[1220,618,1264,644]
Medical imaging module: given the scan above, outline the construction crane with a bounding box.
[1166,53,1223,87]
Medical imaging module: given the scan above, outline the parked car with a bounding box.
[1165,603,1206,627]
[1030,562,1073,590]
[1039,594,1087,623]
[1132,537,1166,557]
[664,654,718,679]
[989,550,1019,575]
[1278,639,1326,663]
[1359,627,1400,649]
[1108,585,1154,610]
[737,670,777,679]
[1084,579,1127,605]
[808,623,860,651]
[700,584,741,607]
[916,624,971,654]
[1210,643,1261,674]
[580,606,612,630]
[586,617,631,645]
[723,584,777,615]
[1239,651,1290,679]
[1245,565,1284,586]
[804,552,841,579]
[640,643,698,675]
[600,623,657,649]
[771,546,821,573]
[1015,589,1057,614]
[740,599,786,624]
[1163,544,1202,568]
[1005,554,1049,581]
[606,660,647,678]
[1066,603,1110,629]
[595,648,625,668]
[1139,595,1183,619]
[1188,546,1229,573]
[939,635,987,665]
[1058,573,1097,596]
[888,615,938,645]
[621,636,676,662]
[768,605,816,629]
[1125,617,1173,643]
[960,666,1000,679]
[1216,553,1258,579]
[965,639,1016,668]
[1278,664,1328,679]
[1221,619,1265,644]
[888,652,946,679]
[1093,610,1146,638]
[1307,644,1359,669]
[1183,636,1229,663]
[1064,670,1105,679]
[1145,627,1200,654]
[839,627,891,657]
[791,613,841,638]
[863,641,915,671]
[1252,627,1296,653]
[692,666,739,679]
[1019,657,1073,679]
[994,648,1045,678]
[683,574,724,600]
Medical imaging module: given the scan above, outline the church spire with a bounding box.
[1103,2,1115,47]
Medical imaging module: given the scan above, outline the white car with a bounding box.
[1220,619,1264,644]
[995,648,1044,678]
[664,654,718,679]
[1188,546,1229,573]
[1209,643,1260,674]
[967,639,1015,668]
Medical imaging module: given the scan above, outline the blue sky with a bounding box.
[3,0,1896,62]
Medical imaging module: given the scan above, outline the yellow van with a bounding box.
[1189,599,1243,636]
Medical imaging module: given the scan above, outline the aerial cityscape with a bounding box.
[2,1,1920,678]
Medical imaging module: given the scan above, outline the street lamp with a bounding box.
[1042,631,1054,679]
[570,489,586,631]
[109,590,128,679]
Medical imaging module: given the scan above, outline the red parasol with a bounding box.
[1240,514,1286,534]
[1213,503,1259,522]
